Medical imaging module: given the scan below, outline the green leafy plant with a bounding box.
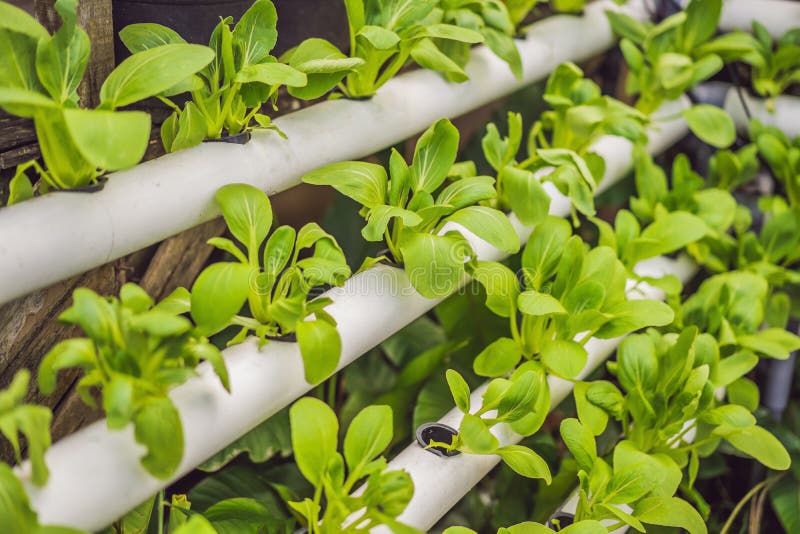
[119,0,345,151]
[443,519,608,534]
[502,0,542,32]
[470,216,674,385]
[303,118,520,298]
[38,283,230,479]
[0,0,214,203]
[0,370,52,487]
[190,183,351,385]
[432,368,553,482]
[749,119,800,205]
[288,397,420,533]
[558,417,708,534]
[479,63,647,225]
[284,0,484,98]
[436,0,522,81]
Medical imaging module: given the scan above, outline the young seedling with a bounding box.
[119,0,348,151]
[190,183,351,385]
[503,0,543,33]
[749,119,800,206]
[0,0,214,203]
[38,284,230,479]
[0,370,52,487]
[303,118,520,299]
[470,216,674,385]
[425,368,552,482]
[606,0,739,148]
[558,417,708,534]
[478,63,647,225]
[288,397,420,533]
[436,1,522,81]
[283,0,484,98]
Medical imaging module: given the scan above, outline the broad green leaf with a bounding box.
[234,62,307,87]
[604,463,654,504]
[290,397,338,486]
[37,338,96,395]
[232,0,278,66]
[632,497,707,534]
[626,212,708,264]
[119,23,187,53]
[133,397,184,479]
[470,261,519,318]
[521,217,572,287]
[398,231,469,298]
[103,376,134,430]
[496,445,551,482]
[344,405,392,471]
[616,334,658,391]
[411,119,459,193]
[303,161,387,208]
[286,38,363,99]
[172,515,218,534]
[35,18,90,104]
[770,476,800,534]
[560,418,596,472]
[574,382,608,436]
[204,497,276,534]
[502,166,551,226]
[62,108,150,170]
[681,105,736,149]
[446,369,471,413]
[444,206,520,254]
[363,205,422,242]
[0,3,48,39]
[358,25,401,49]
[595,300,674,339]
[718,425,791,470]
[296,319,341,385]
[410,38,469,82]
[541,339,587,379]
[518,291,567,316]
[738,328,800,360]
[0,464,41,533]
[459,413,498,454]
[100,44,214,108]
[191,262,253,335]
[436,176,496,210]
[215,184,273,256]
[474,337,521,377]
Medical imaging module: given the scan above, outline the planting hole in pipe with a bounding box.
[415,423,461,457]
[547,511,575,530]
[51,183,106,194]
[205,131,252,145]
[265,332,298,343]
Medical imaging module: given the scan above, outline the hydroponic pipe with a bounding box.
[16,100,689,531]
[372,255,699,533]
[716,0,800,38]
[0,0,649,307]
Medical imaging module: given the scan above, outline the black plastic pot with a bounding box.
[415,423,461,458]
[547,511,575,530]
[53,182,106,194]
[112,0,349,62]
[204,131,252,145]
[265,331,297,343]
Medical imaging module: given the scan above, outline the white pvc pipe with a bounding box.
[15,100,689,531]
[724,88,800,138]
[0,0,648,307]
[373,255,699,533]
[717,0,800,38]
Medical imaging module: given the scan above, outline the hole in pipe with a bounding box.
[415,423,460,458]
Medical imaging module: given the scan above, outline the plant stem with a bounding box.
[719,475,784,534]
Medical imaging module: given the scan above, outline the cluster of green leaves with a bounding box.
[288,397,419,533]
[479,63,647,224]
[304,118,520,298]
[558,417,707,533]
[443,519,607,534]
[121,0,358,151]
[470,216,674,384]
[438,368,552,480]
[750,119,800,206]
[701,22,800,110]
[0,0,212,203]
[436,0,522,81]
[38,283,230,479]
[190,183,351,385]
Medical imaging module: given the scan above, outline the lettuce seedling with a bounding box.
[38,284,230,479]
[479,63,647,225]
[303,119,520,298]
[749,119,800,205]
[284,0,484,99]
[120,0,348,151]
[434,368,553,482]
[559,417,708,534]
[471,216,674,383]
[697,23,800,111]
[0,370,52,486]
[288,397,420,533]
[0,0,214,203]
[436,1,522,81]
[190,183,351,385]
[581,328,791,476]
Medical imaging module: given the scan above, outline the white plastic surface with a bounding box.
[725,89,800,138]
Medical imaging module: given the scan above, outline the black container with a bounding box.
[112,0,349,62]
[52,182,106,194]
[204,131,252,145]
[415,423,461,458]
[547,511,575,530]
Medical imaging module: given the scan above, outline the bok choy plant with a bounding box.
[0,0,214,203]
[444,520,608,534]
[38,284,230,479]
[288,397,419,533]
[190,184,351,385]
[303,118,520,299]
[750,120,800,206]
[284,0,484,99]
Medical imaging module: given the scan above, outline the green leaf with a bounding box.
[681,105,736,149]
[616,334,658,391]
[496,445,552,481]
[632,497,707,534]
[521,217,572,287]
[595,300,674,339]
[286,38,363,99]
[436,176,497,210]
[0,2,48,39]
[234,62,307,87]
[738,328,800,360]
[62,108,150,171]
[474,337,521,377]
[627,212,708,264]
[199,407,291,470]
[358,25,401,49]
[541,339,587,379]
[103,376,134,430]
[444,206,520,254]
[37,338,96,395]
[172,515,219,534]
[445,369,471,413]
[470,261,519,318]
[411,119,460,193]
[398,231,469,298]
[303,161,387,208]
[191,262,253,335]
[35,14,90,104]
[100,43,214,108]
[459,413,499,454]
[518,291,567,316]
[560,418,596,472]
[289,397,338,486]
[410,38,469,82]
[232,0,278,66]
[717,425,791,470]
[133,397,184,479]
[215,183,273,256]
[770,476,800,534]
[604,463,655,504]
[344,405,392,471]
[296,319,341,385]
[363,205,422,242]
[502,166,551,226]
[119,23,187,53]
[574,381,608,436]
[204,497,276,533]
